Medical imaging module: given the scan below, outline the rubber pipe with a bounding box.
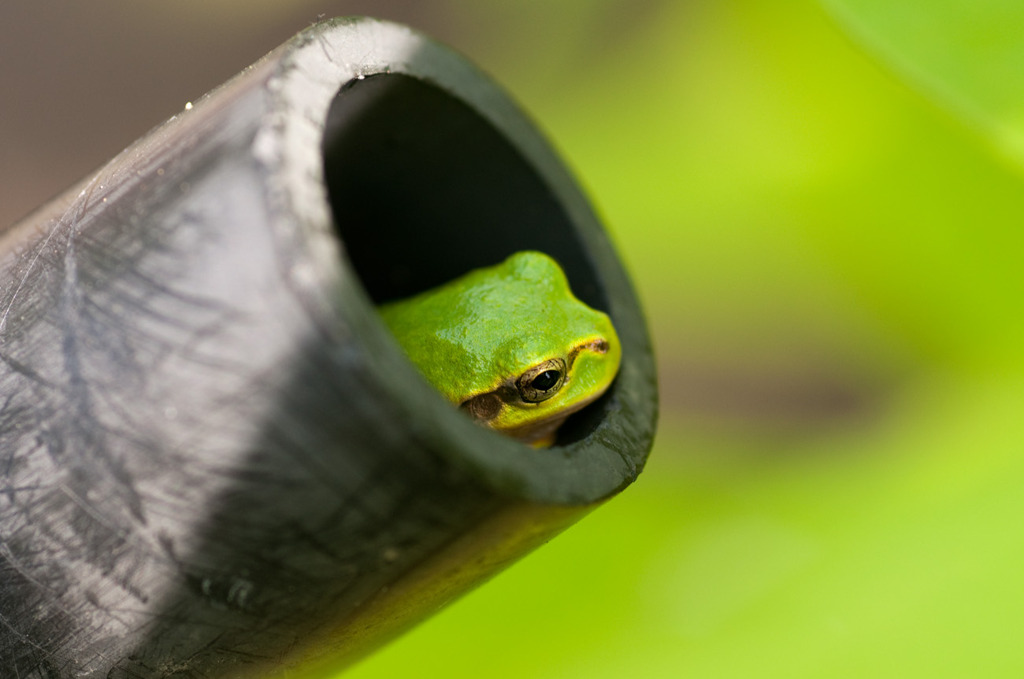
[0,17,657,679]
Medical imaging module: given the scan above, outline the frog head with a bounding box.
[380,251,621,447]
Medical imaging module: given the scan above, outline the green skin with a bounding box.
[379,251,621,447]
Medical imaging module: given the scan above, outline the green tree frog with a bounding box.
[379,251,621,447]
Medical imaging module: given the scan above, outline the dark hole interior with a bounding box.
[321,73,613,444]
[321,73,607,310]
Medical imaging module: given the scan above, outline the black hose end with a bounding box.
[0,17,657,677]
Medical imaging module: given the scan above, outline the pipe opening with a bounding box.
[321,73,614,445]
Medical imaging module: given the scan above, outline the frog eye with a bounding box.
[517,358,567,403]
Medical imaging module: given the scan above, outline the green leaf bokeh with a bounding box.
[826,0,1024,166]
[345,1,1024,677]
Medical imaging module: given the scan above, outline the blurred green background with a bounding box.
[4,0,1024,676]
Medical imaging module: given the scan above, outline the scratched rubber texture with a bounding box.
[0,17,657,679]
[0,80,498,679]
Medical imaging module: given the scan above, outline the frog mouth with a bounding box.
[498,390,605,445]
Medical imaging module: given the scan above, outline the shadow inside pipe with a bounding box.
[322,73,609,311]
